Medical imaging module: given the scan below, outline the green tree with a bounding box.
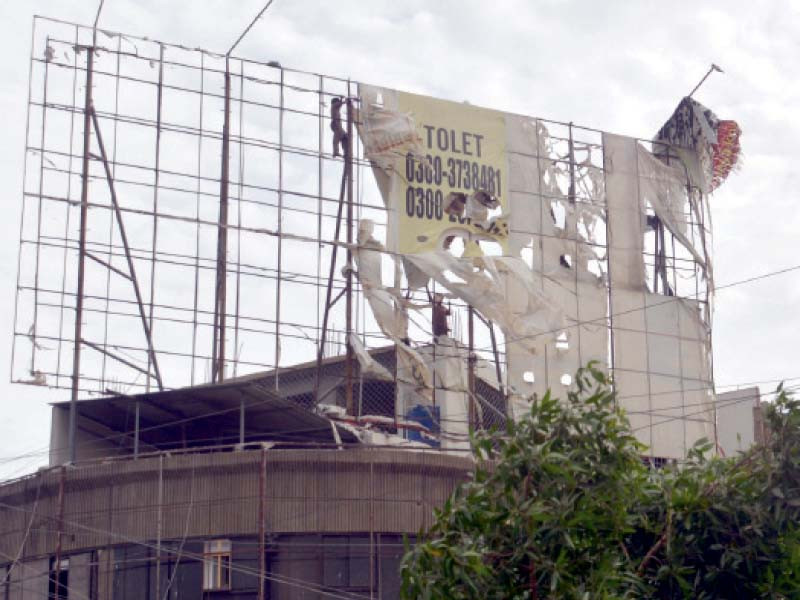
[400,366,800,599]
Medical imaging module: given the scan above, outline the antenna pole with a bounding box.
[688,63,723,98]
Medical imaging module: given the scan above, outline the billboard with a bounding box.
[359,86,509,255]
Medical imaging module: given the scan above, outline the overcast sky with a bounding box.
[0,0,798,478]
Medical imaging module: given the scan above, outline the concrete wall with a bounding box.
[717,386,760,457]
[1,448,473,564]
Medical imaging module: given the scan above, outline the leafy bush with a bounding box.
[401,365,800,599]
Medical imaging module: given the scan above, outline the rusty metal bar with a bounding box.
[146,44,164,392]
[257,448,266,600]
[90,107,164,390]
[155,454,164,599]
[134,400,140,458]
[190,51,205,386]
[468,306,476,429]
[345,97,355,416]
[274,68,284,390]
[69,46,94,464]
[85,251,132,281]
[82,339,154,378]
[53,466,66,595]
[212,58,232,383]
[30,35,51,376]
[313,166,349,405]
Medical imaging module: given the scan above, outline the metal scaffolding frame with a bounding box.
[12,15,713,461]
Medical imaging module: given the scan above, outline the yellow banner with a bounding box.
[391,91,509,254]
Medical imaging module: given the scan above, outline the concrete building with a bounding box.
[1,347,498,599]
[716,386,766,457]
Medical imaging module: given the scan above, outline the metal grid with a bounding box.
[12,17,712,456]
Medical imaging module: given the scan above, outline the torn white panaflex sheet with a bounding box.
[402,255,431,290]
[348,333,393,381]
[353,219,409,340]
[654,97,720,193]
[395,339,432,390]
[637,144,706,267]
[406,251,565,356]
[535,123,605,253]
[357,85,427,173]
[604,133,648,289]
[429,336,468,392]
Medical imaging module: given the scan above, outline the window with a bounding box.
[48,557,69,600]
[202,540,231,591]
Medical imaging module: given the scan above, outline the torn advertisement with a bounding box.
[637,144,707,268]
[352,219,409,340]
[358,85,427,173]
[405,251,565,356]
[348,333,393,381]
[357,85,510,255]
[654,96,741,193]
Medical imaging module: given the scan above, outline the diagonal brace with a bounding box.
[89,106,164,390]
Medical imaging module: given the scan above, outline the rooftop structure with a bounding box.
[2,10,744,600]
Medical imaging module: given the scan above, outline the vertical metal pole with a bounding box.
[155,455,164,600]
[313,169,348,406]
[274,68,284,390]
[213,58,232,383]
[567,123,583,367]
[233,60,245,378]
[31,36,51,376]
[369,456,375,599]
[468,306,476,430]
[257,449,266,600]
[345,98,355,415]
[191,53,205,386]
[53,25,81,389]
[146,44,165,392]
[601,145,616,395]
[70,47,94,464]
[239,397,245,445]
[316,77,324,358]
[53,466,66,597]
[487,320,504,395]
[133,400,140,458]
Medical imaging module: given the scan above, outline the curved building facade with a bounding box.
[0,448,472,599]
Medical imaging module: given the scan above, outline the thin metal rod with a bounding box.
[468,306,476,430]
[227,0,276,56]
[98,34,123,393]
[257,449,266,600]
[688,64,723,98]
[134,400,140,457]
[233,60,245,378]
[92,0,105,47]
[90,107,164,390]
[190,52,205,385]
[31,36,50,376]
[212,59,232,383]
[69,47,94,464]
[53,466,66,595]
[487,320,504,394]
[155,454,164,599]
[85,251,132,280]
[345,97,355,415]
[313,167,349,405]
[239,397,245,445]
[83,339,154,378]
[54,25,81,390]
[146,44,165,392]
[274,68,284,390]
